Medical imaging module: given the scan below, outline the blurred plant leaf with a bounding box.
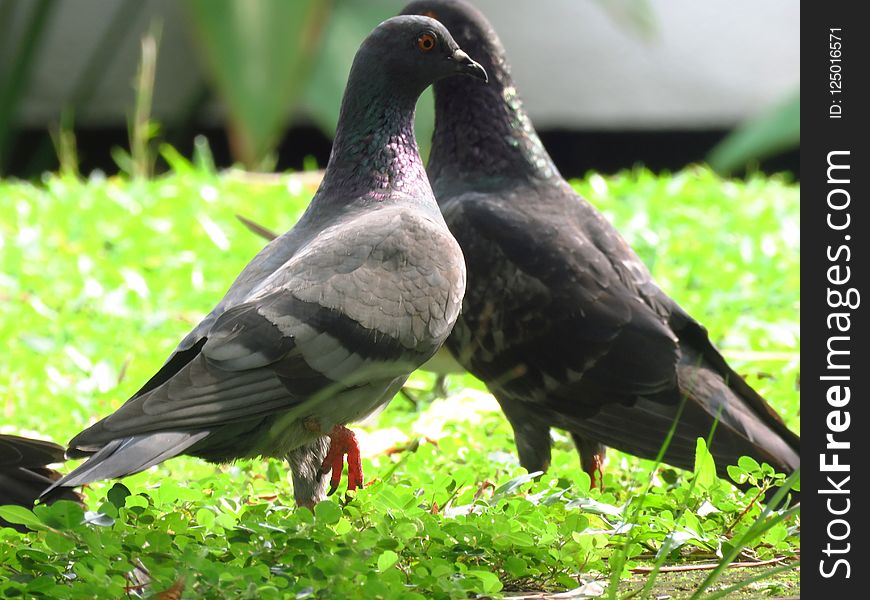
[0,0,56,172]
[708,89,800,175]
[184,0,333,169]
[592,0,658,41]
[0,505,47,531]
[32,0,145,175]
[301,0,398,137]
[415,88,435,163]
[692,437,717,490]
[301,0,434,159]
[130,23,161,179]
[49,110,79,178]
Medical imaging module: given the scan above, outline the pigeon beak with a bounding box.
[449,49,488,82]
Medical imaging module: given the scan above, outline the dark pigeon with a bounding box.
[402,0,799,488]
[44,15,485,507]
[1,435,82,531]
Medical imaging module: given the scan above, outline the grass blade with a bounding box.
[688,469,800,599]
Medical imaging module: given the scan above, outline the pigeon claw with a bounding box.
[586,451,606,491]
[319,425,363,496]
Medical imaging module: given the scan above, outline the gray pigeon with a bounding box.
[44,15,485,506]
[1,435,82,530]
[402,0,799,488]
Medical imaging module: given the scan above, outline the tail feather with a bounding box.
[0,468,80,507]
[42,431,210,498]
[547,364,799,481]
[1,435,83,531]
[677,363,799,475]
[0,435,67,468]
[671,307,800,460]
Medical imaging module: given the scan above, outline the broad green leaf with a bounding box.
[693,437,717,490]
[333,517,353,535]
[467,570,503,594]
[314,500,342,525]
[124,494,150,509]
[33,500,84,530]
[196,507,216,528]
[727,464,747,484]
[737,455,761,474]
[0,505,46,531]
[44,531,77,553]
[377,549,399,572]
[492,471,543,499]
[106,483,131,509]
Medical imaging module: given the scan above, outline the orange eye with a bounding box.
[417,33,436,52]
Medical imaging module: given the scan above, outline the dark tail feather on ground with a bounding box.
[0,435,83,531]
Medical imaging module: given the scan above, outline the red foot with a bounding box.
[319,425,363,495]
[586,451,606,491]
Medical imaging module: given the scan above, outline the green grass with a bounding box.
[0,162,799,598]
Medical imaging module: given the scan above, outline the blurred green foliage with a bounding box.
[593,0,658,41]
[0,0,797,177]
[301,0,435,161]
[185,0,333,169]
[0,0,430,174]
[0,0,55,169]
[709,90,800,175]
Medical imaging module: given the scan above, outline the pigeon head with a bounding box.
[317,15,486,203]
[401,1,504,87]
[354,15,487,96]
[401,0,559,186]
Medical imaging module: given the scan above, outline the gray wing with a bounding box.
[51,206,463,490]
[109,213,319,409]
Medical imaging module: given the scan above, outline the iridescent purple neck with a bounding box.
[319,81,430,203]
